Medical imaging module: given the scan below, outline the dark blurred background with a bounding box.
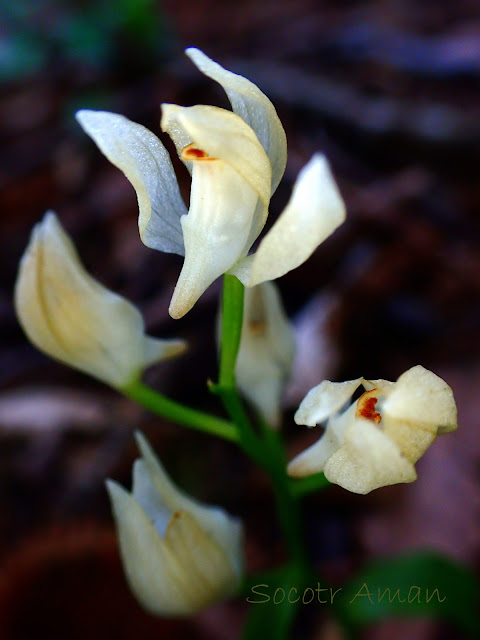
[1,1,479,638]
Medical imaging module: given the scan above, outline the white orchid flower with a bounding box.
[235,282,295,427]
[14,212,185,389]
[106,433,243,615]
[76,48,346,319]
[287,365,458,494]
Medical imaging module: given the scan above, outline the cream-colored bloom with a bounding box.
[235,282,295,427]
[106,433,243,616]
[76,48,346,319]
[14,212,185,389]
[288,365,457,494]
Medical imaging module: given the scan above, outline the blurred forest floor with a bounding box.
[0,1,479,639]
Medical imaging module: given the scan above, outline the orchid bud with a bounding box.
[288,366,458,494]
[235,282,295,427]
[15,212,185,389]
[107,433,243,615]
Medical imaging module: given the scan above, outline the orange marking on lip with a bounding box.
[181,143,217,161]
[248,319,266,335]
[356,389,382,424]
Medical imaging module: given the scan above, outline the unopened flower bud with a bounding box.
[15,212,185,389]
[107,433,243,615]
[236,282,295,427]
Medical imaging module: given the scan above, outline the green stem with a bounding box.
[219,273,245,389]
[290,472,331,497]
[123,380,239,443]
[216,274,309,640]
[217,386,266,466]
[259,420,308,572]
[214,274,265,463]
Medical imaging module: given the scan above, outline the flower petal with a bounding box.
[186,47,287,194]
[235,282,295,427]
[381,365,458,434]
[231,154,346,287]
[294,378,363,427]
[324,419,417,494]
[362,378,395,394]
[287,428,340,478]
[76,110,186,255]
[380,414,437,464]
[164,510,240,605]
[106,480,195,616]
[134,432,243,575]
[132,460,173,537]
[161,104,271,318]
[288,402,357,477]
[134,432,199,514]
[161,104,271,208]
[15,213,181,388]
[142,337,187,369]
[169,157,259,319]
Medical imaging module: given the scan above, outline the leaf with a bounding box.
[243,565,305,640]
[336,551,480,637]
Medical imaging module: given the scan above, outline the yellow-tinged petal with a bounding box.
[288,365,458,493]
[106,480,195,616]
[235,282,295,427]
[185,47,287,194]
[134,433,243,576]
[294,378,363,427]
[381,365,457,433]
[231,154,346,287]
[106,434,243,616]
[76,110,186,254]
[323,419,417,494]
[362,378,396,394]
[161,104,271,318]
[379,414,437,464]
[288,402,357,477]
[15,213,185,388]
[287,428,339,478]
[164,511,239,602]
[161,104,272,208]
[168,158,259,319]
[142,336,187,369]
